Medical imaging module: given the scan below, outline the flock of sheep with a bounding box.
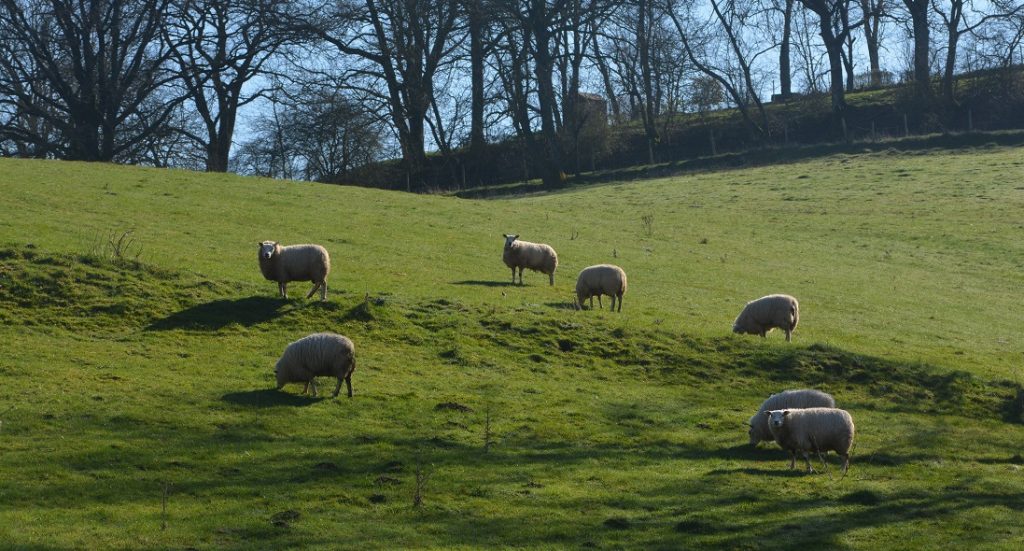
[257,236,855,474]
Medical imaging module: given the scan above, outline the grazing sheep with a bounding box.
[502,234,558,286]
[732,294,800,342]
[748,389,836,446]
[575,264,628,312]
[274,332,356,398]
[766,408,855,473]
[258,241,331,301]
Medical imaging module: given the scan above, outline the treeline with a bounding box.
[1,0,1023,191]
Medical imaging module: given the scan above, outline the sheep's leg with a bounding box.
[597,295,603,308]
[517,267,524,285]
[548,272,554,286]
[301,381,309,395]
[321,281,327,301]
[788,451,796,470]
[785,328,792,342]
[345,375,353,397]
[803,451,815,473]
[332,377,342,398]
[610,295,617,311]
[309,379,319,397]
[306,282,320,299]
[588,296,594,309]
[841,454,849,474]
[616,294,623,312]
[279,281,288,299]
[510,267,516,284]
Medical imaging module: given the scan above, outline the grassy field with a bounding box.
[0,143,1022,549]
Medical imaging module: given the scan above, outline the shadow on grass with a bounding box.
[221,388,321,408]
[544,301,578,311]
[451,280,518,287]
[147,296,290,331]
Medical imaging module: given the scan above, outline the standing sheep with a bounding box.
[274,332,356,398]
[502,234,558,286]
[258,241,331,301]
[732,294,800,342]
[766,408,855,473]
[748,389,836,446]
[575,264,628,312]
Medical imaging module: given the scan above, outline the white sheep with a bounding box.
[748,389,836,446]
[258,241,331,301]
[575,264,628,312]
[274,332,356,398]
[766,408,855,473]
[732,294,800,342]
[502,234,558,286]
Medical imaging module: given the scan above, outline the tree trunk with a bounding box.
[861,0,882,87]
[638,0,658,163]
[532,8,564,188]
[468,0,483,153]
[904,0,932,102]
[780,0,794,98]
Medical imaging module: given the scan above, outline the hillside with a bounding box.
[0,148,1022,549]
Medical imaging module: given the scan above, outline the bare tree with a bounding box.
[932,0,1024,103]
[288,0,461,187]
[666,0,770,138]
[164,0,291,172]
[0,0,181,161]
[798,0,867,114]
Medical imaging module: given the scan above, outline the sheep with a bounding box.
[766,407,855,473]
[747,389,836,446]
[575,264,628,312]
[732,294,800,342]
[258,241,331,301]
[502,234,558,286]
[274,332,356,398]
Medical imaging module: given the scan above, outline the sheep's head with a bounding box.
[503,234,519,250]
[258,241,278,260]
[766,409,789,431]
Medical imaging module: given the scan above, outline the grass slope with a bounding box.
[0,147,1022,549]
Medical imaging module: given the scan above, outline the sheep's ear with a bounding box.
[764,411,772,417]
[503,233,510,238]
[782,410,790,416]
[513,234,519,239]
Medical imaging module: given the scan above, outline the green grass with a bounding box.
[0,147,1023,549]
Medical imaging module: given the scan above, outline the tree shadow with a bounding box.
[451,280,518,287]
[147,296,290,331]
[221,388,321,408]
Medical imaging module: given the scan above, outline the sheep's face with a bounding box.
[259,241,277,260]
[503,234,519,250]
[766,410,789,431]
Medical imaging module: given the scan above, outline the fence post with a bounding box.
[968,109,974,132]
[710,129,717,156]
[841,117,848,142]
[871,121,876,142]
[903,114,909,137]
